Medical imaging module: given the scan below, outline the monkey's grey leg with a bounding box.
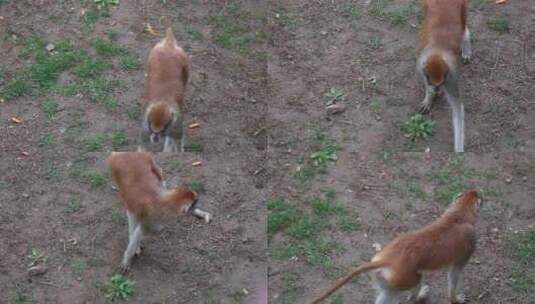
[373,272,400,304]
[375,288,398,304]
[461,28,472,63]
[120,225,143,273]
[419,83,437,113]
[191,208,212,223]
[409,282,429,303]
[448,265,467,303]
[126,211,142,256]
[163,136,176,152]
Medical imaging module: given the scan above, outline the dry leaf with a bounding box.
[496,0,506,4]
[188,123,200,129]
[192,161,202,167]
[21,151,30,156]
[11,117,22,123]
[146,23,161,37]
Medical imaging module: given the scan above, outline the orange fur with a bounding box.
[310,190,481,303]
[107,152,196,222]
[143,27,190,131]
[420,0,467,56]
[420,0,467,84]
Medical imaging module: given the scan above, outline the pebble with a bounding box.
[326,103,346,115]
[28,265,47,276]
[45,43,55,52]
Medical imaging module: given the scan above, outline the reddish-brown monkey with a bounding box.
[140,27,190,152]
[310,190,482,304]
[108,152,211,272]
[417,0,471,152]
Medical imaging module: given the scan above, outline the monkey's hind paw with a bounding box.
[135,245,144,256]
[452,293,467,304]
[204,213,212,224]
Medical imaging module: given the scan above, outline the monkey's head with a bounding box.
[147,102,174,143]
[168,186,198,214]
[423,53,449,92]
[455,189,483,212]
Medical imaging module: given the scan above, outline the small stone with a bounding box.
[28,265,47,276]
[275,13,280,19]
[22,193,29,199]
[505,176,513,184]
[320,31,327,36]
[522,176,528,182]
[326,103,346,115]
[45,43,55,52]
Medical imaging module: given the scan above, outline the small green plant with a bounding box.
[369,99,382,113]
[80,170,107,187]
[402,113,435,141]
[505,231,535,293]
[66,199,81,213]
[310,144,338,167]
[105,274,135,301]
[368,36,383,49]
[28,249,47,266]
[95,0,119,11]
[324,88,346,105]
[93,37,126,57]
[487,18,509,33]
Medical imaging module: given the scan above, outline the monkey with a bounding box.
[140,27,190,152]
[416,0,471,153]
[309,189,482,304]
[107,152,211,273]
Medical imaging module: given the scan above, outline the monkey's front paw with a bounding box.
[204,213,212,224]
[119,263,131,274]
[452,293,467,304]
[419,102,432,114]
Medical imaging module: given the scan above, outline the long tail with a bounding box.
[310,260,387,304]
[164,27,176,48]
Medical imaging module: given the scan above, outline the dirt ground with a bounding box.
[267,0,534,303]
[0,0,266,303]
[1,0,534,304]
[268,0,535,153]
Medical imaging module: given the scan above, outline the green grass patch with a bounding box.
[186,180,206,194]
[42,98,59,118]
[487,18,509,33]
[505,231,535,293]
[429,156,475,205]
[293,130,339,186]
[268,198,301,240]
[75,57,110,79]
[110,130,128,148]
[93,37,127,57]
[184,139,204,152]
[368,0,419,26]
[119,54,141,70]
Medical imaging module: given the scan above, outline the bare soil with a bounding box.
[0,0,267,303]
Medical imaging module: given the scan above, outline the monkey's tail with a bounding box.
[164,27,177,48]
[309,260,387,304]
